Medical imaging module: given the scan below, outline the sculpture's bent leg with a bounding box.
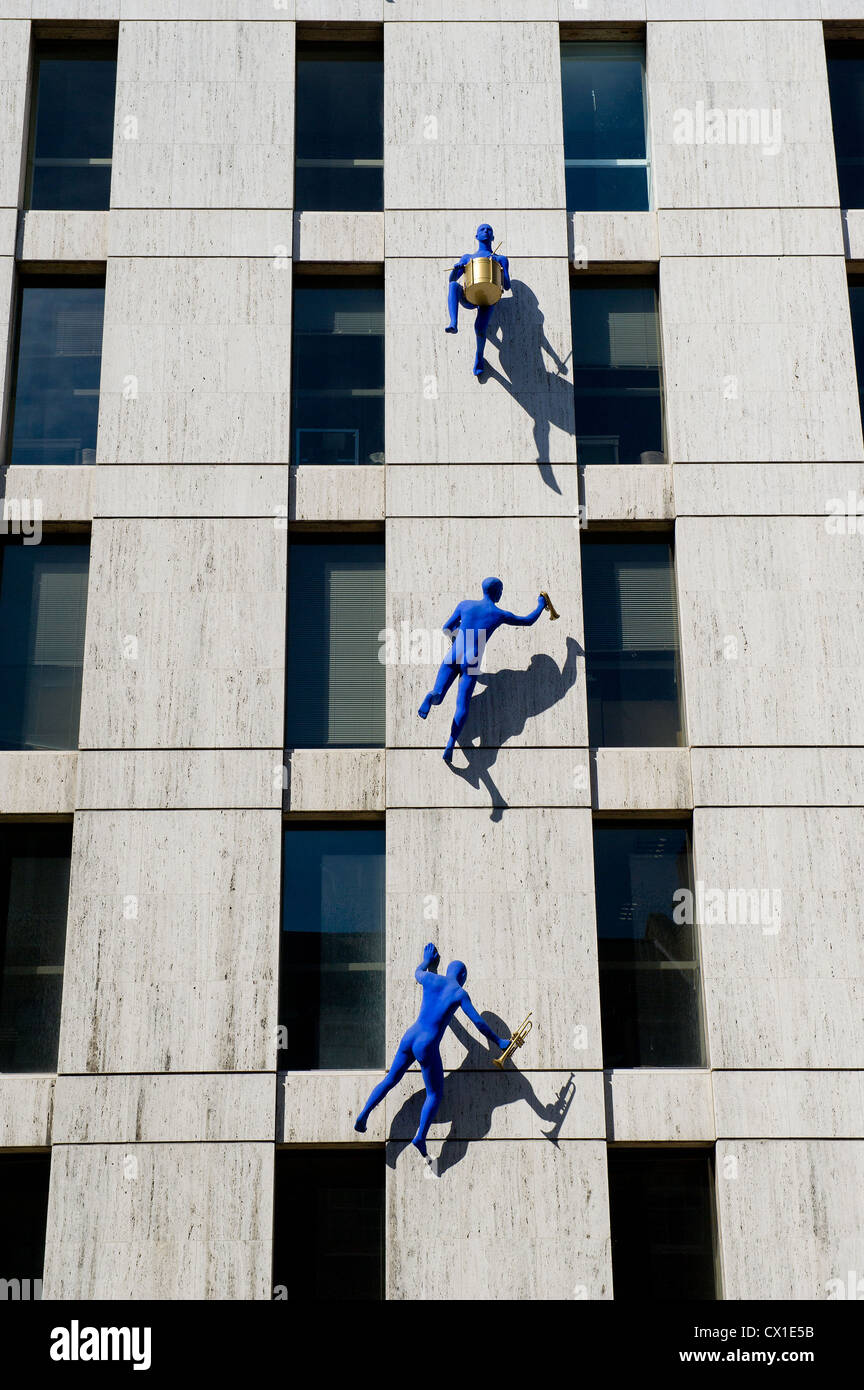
[446,280,465,332]
[413,1052,445,1157]
[418,657,458,719]
[354,1040,413,1132]
[473,304,494,375]
[443,670,477,762]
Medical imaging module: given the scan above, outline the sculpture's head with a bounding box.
[476,222,494,244]
[447,960,468,987]
[482,576,503,603]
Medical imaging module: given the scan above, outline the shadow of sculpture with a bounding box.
[386,1015,558,1176]
[481,279,575,492]
[447,636,582,822]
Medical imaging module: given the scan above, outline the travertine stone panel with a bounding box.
[648,20,838,209]
[0,752,77,815]
[386,257,575,466]
[96,257,293,464]
[386,1070,605,1140]
[387,1139,612,1301]
[386,209,568,258]
[77,750,280,810]
[605,1069,715,1141]
[43,1142,274,1300]
[649,2,819,17]
[387,749,590,809]
[714,1072,864,1138]
[290,464,385,522]
[53,1074,276,1144]
[677,517,864,745]
[385,22,565,210]
[715,1140,864,1300]
[570,212,659,265]
[674,462,864,516]
[293,211,384,263]
[582,463,674,520]
[0,21,27,209]
[111,21,295,209]
[3,465,93,522]
[387,463,580,518]
[694,807,864,1068]
[592,748,693,810]
[0,1076,54,1148]
[659,208,842,257]
[79,519,286,749]
[107,209,294,257]
[18,211,110,262]
[285,749,385,814]
[58,809,281,1073]
[387,517,585,747]
[660,257,863,463]
[278,1072,387,1144]
[386,807,602,1068]
[93,464,290,518]
[692,748,864,807]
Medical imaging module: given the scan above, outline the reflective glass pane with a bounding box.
[279,825,385,1070]
[0,825,71,1073]
[849,279,864,435]
[28,44,116,211]
[295,44,383,211]
[570,277,664,467]
[608,1149,718,1300]
[9,281,104,467]
[594,822,705,1068]
[273,1151,384,1301]
[292,280,384,465]
[582,538,684,747]
[827,44,864,209]
[0,540,90,751]
[562,42,649,211]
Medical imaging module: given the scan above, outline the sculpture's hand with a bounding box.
[497,1036,511,1052]
[422,942,440,970]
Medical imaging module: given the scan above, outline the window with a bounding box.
[561,42,650,211]
[291,277,384,466]
[593,821,705,1069]
[279,824,385,1070]
[285,535,385,748]
[26,41,117,211]
[849,277,864,434]
[0,1154,51,1300]
[295,42,383,212]
[0,537,90,751]
[7,277,105,467]
[273,1151,384,1300]
[0,825,71,1073]
[581,535,684,748]
[607,1149,718,1300]
[570,277,664,467]
[827,42,864,209]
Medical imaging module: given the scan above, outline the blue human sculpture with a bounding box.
[418,577,547,762]
[354,942,510,1158]
[446,222,510,376]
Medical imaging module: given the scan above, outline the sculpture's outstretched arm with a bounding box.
[449,256,468,284]
[498,596,546,627]
[415,941,440,984]
[459,992,509,1051]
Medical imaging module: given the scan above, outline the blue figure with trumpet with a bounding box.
[446,222,510,376]
[418,577,559,762]
[354,942,513,1159]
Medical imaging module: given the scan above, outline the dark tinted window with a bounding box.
[608,1149,718,1300]
[594,822,704,1068]
[0,1154,51,1298]
[292,278,384,465]
[827,43,864,209]
[279,824,385,1070]
[27,42,116,210]
[273,1150,384,1300]
[570,277,663,467]
[0,825,71,1073]
[562,42,649,211]
[849,277,864,436]
[295,43,383,211]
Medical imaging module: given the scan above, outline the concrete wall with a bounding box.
[0,2,861,1302]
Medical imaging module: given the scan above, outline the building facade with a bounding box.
[1,1,863,1302]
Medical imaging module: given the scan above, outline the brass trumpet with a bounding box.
[540,590,560,621]
[493,1012,534,1068]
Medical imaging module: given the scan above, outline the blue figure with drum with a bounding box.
[446,222,510,376]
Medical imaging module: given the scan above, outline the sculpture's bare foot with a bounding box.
[412,1136,428,1158]
[473,359,485,376]
[443,739,455,763]
[445,324,457,333]
[418,696,431,719]
[354,1116,367,1133]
